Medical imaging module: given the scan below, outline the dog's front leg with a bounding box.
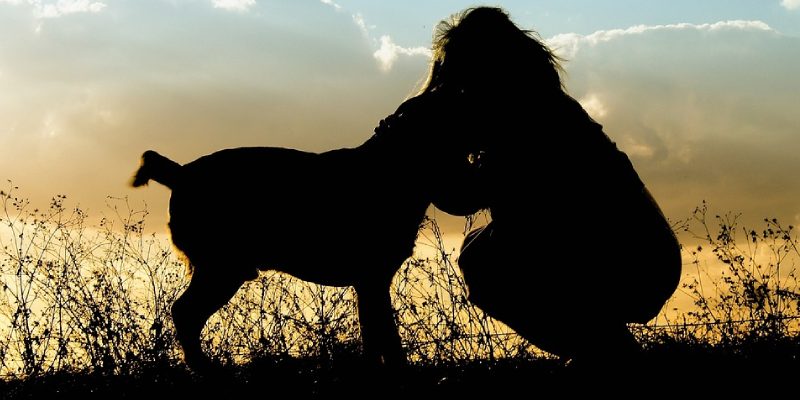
[355,277,405,369]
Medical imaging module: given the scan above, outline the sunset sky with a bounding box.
[1,0,799,237]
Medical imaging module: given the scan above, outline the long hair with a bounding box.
[420,7,565,96]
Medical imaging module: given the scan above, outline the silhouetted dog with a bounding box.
[131,90,481,370]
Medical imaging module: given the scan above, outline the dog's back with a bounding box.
[156,146,424,286]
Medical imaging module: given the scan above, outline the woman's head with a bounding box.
[421,7,564,96]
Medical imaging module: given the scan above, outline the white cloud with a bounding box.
[0,0,107,19]
[578,93,608,119]
[619,137,655,159]
[547,20,775,58]
[212,0,255,12]
[316,3,428,72]
[319,0,341,11]
[352,12,372,36]
[781,0,800,10]
[373,35,431,72]
[39,0,106,18]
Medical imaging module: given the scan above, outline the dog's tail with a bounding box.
[130,150,183,189]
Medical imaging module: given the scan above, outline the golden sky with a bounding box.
[1,0,799,237]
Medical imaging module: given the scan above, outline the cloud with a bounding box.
[0,0,106,19]
[0,1,417,228]
[547,20,775,58]
[618,136,656,159]
[212,0,255,12]
[373,35,431,72]
[578,93,608,119]
[316,3,428,72]
[352,12,372,36]
[319,0,341,11]
[781,0,800,10]
[557,20,800,227]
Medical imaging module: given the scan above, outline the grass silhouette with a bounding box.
[1,184,799,397]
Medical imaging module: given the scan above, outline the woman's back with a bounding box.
[482,94,645,229]
[461,91,681,321]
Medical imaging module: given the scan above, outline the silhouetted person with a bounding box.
[419,7,682,366]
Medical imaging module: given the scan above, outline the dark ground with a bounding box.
[3,342,799,399]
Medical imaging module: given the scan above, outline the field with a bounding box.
[1,185,799,398]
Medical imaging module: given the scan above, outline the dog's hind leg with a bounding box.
[355,277,406,369]
[172,264,247,371]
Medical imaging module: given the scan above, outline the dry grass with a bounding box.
[1,184,798,396]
